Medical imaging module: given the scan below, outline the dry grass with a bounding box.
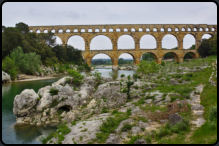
[148,101,190,122]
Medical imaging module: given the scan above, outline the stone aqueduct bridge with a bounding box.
[29,24,217,70]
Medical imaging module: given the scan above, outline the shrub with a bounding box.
[101,107,108,113]
[122,123,132,132]
[112,109,119,115]
[58,64,65,73]
[161,61,165,66]
[49,88,59,96]
[133,74,138,81]
[120,74,125,78]
[67,69,84,86]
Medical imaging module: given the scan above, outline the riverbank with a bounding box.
[13,73,67,82]
[11,56,217,144]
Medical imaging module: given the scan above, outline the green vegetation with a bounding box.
[137,60,159,79]
[66,69,84,86]
[49,88,59,96]
[120,74,125,78]
[125,75,134,100]
[197,35,217,57]
[40,123,71,144]
[94,108,132,143]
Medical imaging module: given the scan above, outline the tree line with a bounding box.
[2,22,84,66]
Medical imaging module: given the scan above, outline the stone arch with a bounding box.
[131,28,135,32]
[183,34,196,49]
[162,52,180,63]
[44,29,48,33]
[66,29,71,33]
[168,28,171,32]
[146,28,150,32]
[88,29,92,32]
[109,28,113,32]
[118,52,136,65]
[117,34,135,49]
[175,28,179,32]
[183,51,198,59]
[116,28,120,32]
[81,29,85,32]
[141,52,159,63]
[187,27,191,32]
[153,28,157,32]
[160,28,164,32]
[54,35,63,45]
[67,35,85,50]
[59,29,63,33]
[201,33,213,39]
[124,28,128,32]
[193,27,197,31]
[205,27,209,31]
[182,28,185,31]
[73,29,78,33]
[102,28,106,32]
[161,34,178,49]
[140,34,157,49]
[51,29,55,33]
[95,28,100,32]
[90,35,113,50]
[139,28,143,32]
[199,27,203,31]
[90,53,113,66]
[36,29,40,33]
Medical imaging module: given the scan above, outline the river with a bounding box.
[2,68,136,144]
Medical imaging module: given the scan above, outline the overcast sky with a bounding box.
[2,2,217,59]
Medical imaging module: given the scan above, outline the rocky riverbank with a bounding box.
[2,71,11,83]
[12,57,216,144]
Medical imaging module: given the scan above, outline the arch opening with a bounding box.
[124,28,128,32]
[118,34,135,49]
[162,34,178,49]
[183,34,195,49]
[81,29,85,32]
[140,34,157,49]
[205,28,209,31]
[118,53,135,65]
[199,28,203,31]
[74,29,78,33]
[91,53,112,66]
[109,28,113,32]
[67,35,85,51]
[175,28,179,32]
[36,30,40,33]
[95,29,100,32]
[163,52,180,63]
[141,52,158,63]
[44,30,48,33]
[102,28,106,32]
[168,28,171,32]
[54,36,62,45]
[146,28,150,32]
[187,28,191,31]
[194,28,197,31]
[153,28,157,32]
[160,28,164,32]
[116,28,120,32]
[59,29,63,33]
[66,29,70,33]
[90,35,112,50]
[139,28,143,32]
[88,29,92,32]
[184,52,197,60]
[29,30,33,33]
[182,28,185,31]
[131,28,135,32]
[51,29,55,33]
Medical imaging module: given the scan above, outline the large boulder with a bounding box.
[13,89,39,117]
[168,112,182,126]
[93,83,127,109]
[2,71,11,83]
[106,134,121,144]
[134,139,147,144]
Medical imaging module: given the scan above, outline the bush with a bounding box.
[161,61,165,66]
[122,123,132,132]
[83,63,91,71]
[67,69,84,86]
[133,74,138,81]
[120,74,125,78]
[2,56,18,80]
[58,64,65,73]
[9,67,18,80]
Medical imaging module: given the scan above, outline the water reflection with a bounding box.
[2,82,11,95]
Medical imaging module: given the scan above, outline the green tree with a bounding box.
[2,27,23,59]
[15,22,29,34]
[197,39,210,57]
[142,53,154,61]
[2,56,18,80]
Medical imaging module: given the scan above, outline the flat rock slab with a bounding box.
[192,110,204,116]
[106,134,121,144]
[191,104,204,110]
[191,117,206,127]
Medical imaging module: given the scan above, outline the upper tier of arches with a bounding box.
[30,24,217,34]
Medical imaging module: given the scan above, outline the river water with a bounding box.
[2,68,136,144]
